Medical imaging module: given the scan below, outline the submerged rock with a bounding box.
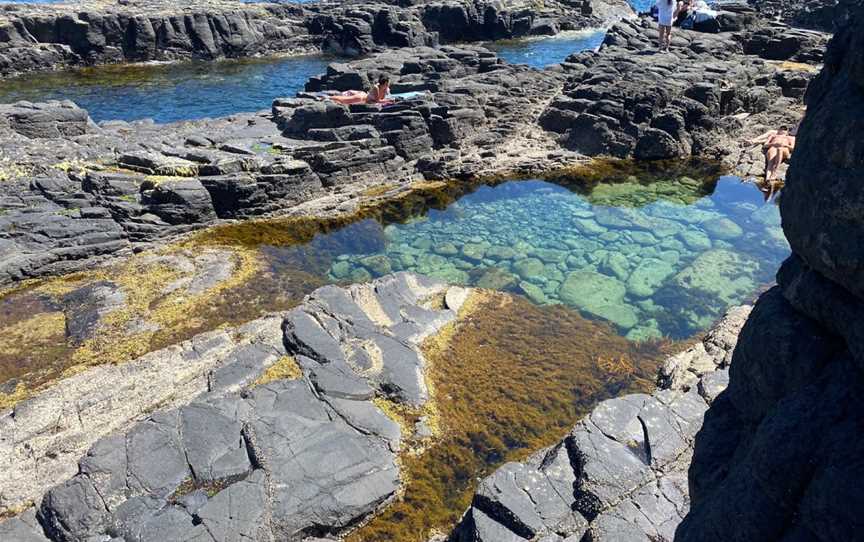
[559,270,637,330]
[673,249,759,306]
[626,259,676,299]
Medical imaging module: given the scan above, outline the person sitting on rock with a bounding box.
[328,75,392,106]
[655,0,679,51]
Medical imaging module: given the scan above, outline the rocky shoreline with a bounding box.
[0,0,858,540]
[0,0,634,78]
[0,3,827,286]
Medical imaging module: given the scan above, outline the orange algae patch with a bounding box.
[348,291,678,542]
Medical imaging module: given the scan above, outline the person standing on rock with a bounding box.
[655,0,678,51]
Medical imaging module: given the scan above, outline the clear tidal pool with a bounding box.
[0,165,789,539]
[488,29,606,67]
[323,174,788,341]
[0,26,608,121]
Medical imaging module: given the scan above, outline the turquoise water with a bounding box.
[488,29,606,68]
[312,176,788,341]
[0,55,329,123]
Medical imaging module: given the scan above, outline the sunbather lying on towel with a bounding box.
[328,75,391,105]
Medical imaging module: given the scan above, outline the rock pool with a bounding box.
[326,174,789,341]
[488,29,606,67]
[0,166,789,539]
[0,55,330,123]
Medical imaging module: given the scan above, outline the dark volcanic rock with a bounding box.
[0,0,634,78]
[678,5,864,541]
[747,0,860,31]
[780,10,864,304]
[0,100,93,139]
[540,14,827,161]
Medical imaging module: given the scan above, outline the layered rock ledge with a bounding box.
[0,273,466,539]
[0,0,634,78]
[0,8,827,286]
[450,304,751,542]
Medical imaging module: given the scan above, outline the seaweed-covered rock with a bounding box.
[452,306,750,541]
[0,274,457,537]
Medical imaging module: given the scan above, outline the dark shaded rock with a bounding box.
[780,8,864,304]
[0,100,92,139]
[725,286,839,423]
[680,7,864,541]
[143,178,216,225]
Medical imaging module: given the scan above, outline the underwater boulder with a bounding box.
[559,271,638,330]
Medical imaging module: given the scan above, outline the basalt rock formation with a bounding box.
[746,0,860,31]
[0,45,581,286]
[0,0,635,78]
[450,305,751,542]
[675,4,864,541]
[0,9,827,286]
[0,273,465,540]
[540,9,827,161]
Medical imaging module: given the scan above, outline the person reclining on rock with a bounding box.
[328,75,392,106]
[750,125,796,181]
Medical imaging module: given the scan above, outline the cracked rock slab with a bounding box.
[452,304,749,541]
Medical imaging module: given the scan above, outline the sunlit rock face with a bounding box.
[677,6,864,542]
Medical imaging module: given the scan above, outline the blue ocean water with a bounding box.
[488,29,606,68]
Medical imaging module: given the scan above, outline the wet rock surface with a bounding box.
[0,0,634,78]
[677,4,864,541]
[451,305,751,542]
[0,273,462,540]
